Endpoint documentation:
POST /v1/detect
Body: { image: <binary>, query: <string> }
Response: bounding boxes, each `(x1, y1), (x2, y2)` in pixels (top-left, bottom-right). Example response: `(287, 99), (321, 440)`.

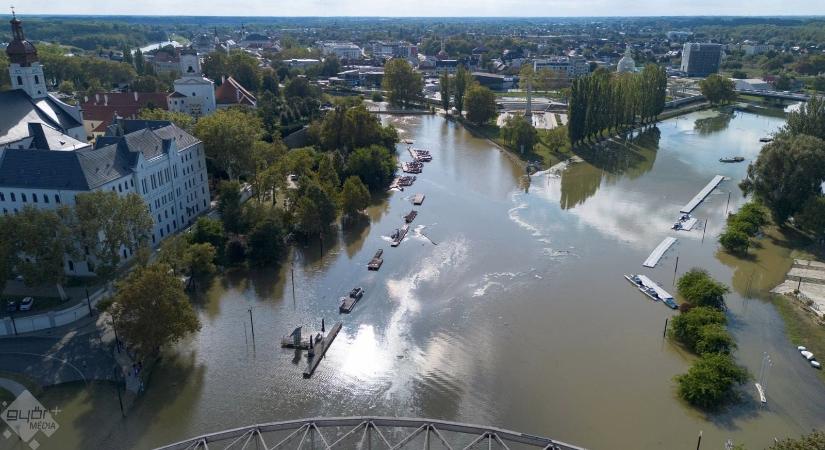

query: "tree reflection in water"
(560, 126), (661, 210)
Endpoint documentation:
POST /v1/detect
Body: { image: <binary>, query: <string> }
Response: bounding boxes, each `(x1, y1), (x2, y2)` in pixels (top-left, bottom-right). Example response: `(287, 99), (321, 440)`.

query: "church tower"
(6, 13), (47, 99)
(179, 46), (201, 77)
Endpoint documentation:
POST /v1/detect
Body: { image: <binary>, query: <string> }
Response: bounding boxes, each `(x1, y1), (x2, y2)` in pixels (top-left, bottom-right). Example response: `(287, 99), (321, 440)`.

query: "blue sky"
(14, 1), (825, 17)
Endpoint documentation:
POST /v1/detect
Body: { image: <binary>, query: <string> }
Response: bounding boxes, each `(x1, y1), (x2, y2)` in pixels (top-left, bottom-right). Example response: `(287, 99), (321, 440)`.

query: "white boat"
(798, 346), (808, 351)
(812, 361), (822, 369)
(801, 350), (815, 361)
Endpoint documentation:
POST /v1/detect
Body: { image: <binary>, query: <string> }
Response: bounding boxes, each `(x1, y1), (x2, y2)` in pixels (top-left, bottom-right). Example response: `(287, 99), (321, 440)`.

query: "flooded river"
(9, 107), (825, 450)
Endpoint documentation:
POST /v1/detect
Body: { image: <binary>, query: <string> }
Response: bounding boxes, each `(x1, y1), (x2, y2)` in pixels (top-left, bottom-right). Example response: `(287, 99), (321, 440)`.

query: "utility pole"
(248, 308), (255, 345)
(113, 366), (125, 417)
(701, 218), (708, 244)
(672, 256), (680, 286)
(696, 431), (702, 450)
(724, 191), (732, 216)
(86, 286), (94, 317)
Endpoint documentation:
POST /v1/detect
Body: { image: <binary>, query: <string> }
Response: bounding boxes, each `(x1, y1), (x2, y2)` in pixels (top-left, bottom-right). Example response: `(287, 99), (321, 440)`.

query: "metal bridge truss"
(155, 417), (585, 450)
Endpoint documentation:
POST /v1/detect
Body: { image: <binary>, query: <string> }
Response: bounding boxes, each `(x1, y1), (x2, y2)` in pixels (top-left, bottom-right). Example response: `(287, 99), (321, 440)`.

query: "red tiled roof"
(215, 76), (257, 106)
(81, 92), (169, 130)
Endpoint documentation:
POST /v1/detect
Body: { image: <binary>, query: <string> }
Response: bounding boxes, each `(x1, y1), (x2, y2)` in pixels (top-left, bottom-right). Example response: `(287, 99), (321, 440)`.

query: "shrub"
(670, 306), (727, 351)
(677, 269), (729, 309)
(719, 228), (750, 253)
(676, 353), (748, 410)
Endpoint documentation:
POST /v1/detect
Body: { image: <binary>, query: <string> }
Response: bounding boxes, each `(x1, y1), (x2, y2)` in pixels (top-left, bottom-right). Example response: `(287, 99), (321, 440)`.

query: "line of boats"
(797, 346), (822, 369)
(402, 161), (424, 174)
(624, 274), (679, 310)
(409, 147), (433, 162)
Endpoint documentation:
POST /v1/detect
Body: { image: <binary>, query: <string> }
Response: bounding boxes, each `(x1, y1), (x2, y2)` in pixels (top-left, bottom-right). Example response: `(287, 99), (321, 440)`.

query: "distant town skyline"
(9, 0), (825, 17)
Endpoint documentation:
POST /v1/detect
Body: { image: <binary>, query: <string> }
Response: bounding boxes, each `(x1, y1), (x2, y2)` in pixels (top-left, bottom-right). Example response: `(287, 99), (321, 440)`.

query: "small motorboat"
(798, 346), (808, 351)
(801, 350), (815, 361)
(812, 361), (822, 369)
(719, 156), (745, 163)
(349, 287), (364, 300)
(759, 137), (773, 143)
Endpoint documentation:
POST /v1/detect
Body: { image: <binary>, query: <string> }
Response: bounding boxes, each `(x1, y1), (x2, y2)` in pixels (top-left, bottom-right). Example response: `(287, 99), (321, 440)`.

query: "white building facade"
(168, 47), (217, 118)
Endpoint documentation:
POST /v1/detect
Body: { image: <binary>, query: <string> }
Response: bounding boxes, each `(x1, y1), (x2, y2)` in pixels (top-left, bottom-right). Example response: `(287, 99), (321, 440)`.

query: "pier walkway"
(680, 175), (724, 214)
(643, 237), (677, 268)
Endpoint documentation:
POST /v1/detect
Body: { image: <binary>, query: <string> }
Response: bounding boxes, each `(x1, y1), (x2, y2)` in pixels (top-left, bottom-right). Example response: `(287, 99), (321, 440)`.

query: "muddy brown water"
(6, 108), (825, 450)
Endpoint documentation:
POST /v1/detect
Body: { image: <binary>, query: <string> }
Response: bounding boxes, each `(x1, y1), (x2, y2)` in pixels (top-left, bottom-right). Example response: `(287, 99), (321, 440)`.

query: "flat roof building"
(680, 43), (722, 77)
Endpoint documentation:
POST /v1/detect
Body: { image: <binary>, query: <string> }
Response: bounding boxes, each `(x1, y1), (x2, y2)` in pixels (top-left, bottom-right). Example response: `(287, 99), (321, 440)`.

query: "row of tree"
(670, 269), (749, 410)
(567, 65), (667, 145)
(719, 202), (768, 254)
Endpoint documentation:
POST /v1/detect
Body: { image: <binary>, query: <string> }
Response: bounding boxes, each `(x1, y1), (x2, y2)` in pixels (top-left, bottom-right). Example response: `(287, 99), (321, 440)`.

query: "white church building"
(168, 47), (217, 118)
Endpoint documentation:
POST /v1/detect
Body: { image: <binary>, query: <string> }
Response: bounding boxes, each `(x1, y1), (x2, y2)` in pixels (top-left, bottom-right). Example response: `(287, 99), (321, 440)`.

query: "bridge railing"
(155, 416), (586, 450)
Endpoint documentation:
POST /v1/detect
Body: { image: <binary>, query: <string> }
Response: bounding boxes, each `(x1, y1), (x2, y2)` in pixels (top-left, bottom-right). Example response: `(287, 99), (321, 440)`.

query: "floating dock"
(339, 296), (358, 313)
(412, 194), (425, 205)
(391, 224), (409, 247)
(404, 210), (418, 223)
(624, 274), (679, 309)
(643, 237), (677, 268)
(303, 322), (342, 378)
(680, 175), (725, 214)
(368, 249), (384, 270)
(755, 382), (767, 404)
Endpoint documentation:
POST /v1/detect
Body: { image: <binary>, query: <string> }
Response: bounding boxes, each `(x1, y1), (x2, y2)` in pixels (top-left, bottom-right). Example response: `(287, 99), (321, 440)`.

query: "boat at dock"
(367, 249), (384, 270)
(404, 210), (418, 223)
(402, 161), (423, 173)
(759, 137), (773, 143)
(398, 175), (416, 187)
(412, 193), (425, 205)
(391, 224), (410, 247)
(624, 274), (679, 309)
(409, 148), (432, 162)
(719, 156), (745, 163)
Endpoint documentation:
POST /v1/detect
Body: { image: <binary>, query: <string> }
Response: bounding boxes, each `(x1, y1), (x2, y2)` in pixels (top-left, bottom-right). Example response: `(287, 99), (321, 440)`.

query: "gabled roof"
(215, 76), (257, 106)
(81, 92), (169, 131)
(0, 90), (83, 145)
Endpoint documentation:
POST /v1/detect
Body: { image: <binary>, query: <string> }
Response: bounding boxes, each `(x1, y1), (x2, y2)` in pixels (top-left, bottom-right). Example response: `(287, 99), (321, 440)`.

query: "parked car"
(19, 297), (33, 311)
(5, 300), (17, 313)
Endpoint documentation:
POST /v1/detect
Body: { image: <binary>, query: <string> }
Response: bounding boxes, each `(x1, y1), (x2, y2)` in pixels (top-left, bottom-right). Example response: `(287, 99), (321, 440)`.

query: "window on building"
(10, 193), (15, 202)
(21, 193), (26, 202)
(54, 194), (60, 203)
(118, 184), (122, 193)
(68, 260), (74, 271)
(32, 193), (37, 203)
(43, 195), (48, 204)
(2, 209), (6, 215)
(123, 249), (127, 259)
(16, 76), (22, 85)
(0, 192), (4, 201)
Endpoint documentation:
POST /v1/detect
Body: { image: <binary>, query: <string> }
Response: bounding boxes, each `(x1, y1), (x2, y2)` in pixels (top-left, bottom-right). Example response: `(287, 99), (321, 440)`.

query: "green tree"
(698, 74), (737, 105)
(157, 234), (190, 275)
(796, 196), (825, 240)
(719, 228), (751, 254)
(131, 75), (160, 92)
(439, 72), (451, 113)
(190, 217), (226, 255)
(247, 212), (287, 266)
(677, 269), (730, 310)
(110, 264), (201, 356)
(454, 65), (471, 115)
(784, 97), (825, 141)
(0, 215), (16, 293)
(318, 154), (340, 189)
(731, 70), (748, 79)
(670, 306), (727, 351)
(58, 80), (75, 95)
(675, 353), (748, 410)
(261, 70), (280, 95)
(769, 430), (825, 450)
(740, 133), (825, 224)
(284, 77), (319, 99)
(500, 114), (537, 153)
(72, 191), (153, 281)
(293, 182), (337, 238)
(139, 108), (195, 132)
(185, 243), (217, 288)
(341, 176), (371, 218)
(382, 58), (423, 107)
(13, 206), (72, 287)
(464, 84), (497, 125)
(194, 108), (262, 179)
(346, 145), (397, 191)
(218, 180), (244, 233)
(695, 324), (736, 355)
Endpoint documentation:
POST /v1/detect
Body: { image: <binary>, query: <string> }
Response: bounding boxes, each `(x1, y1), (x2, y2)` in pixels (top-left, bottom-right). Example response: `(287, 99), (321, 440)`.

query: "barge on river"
(391, 224), (409, 247)
(367, 249), (384, 270)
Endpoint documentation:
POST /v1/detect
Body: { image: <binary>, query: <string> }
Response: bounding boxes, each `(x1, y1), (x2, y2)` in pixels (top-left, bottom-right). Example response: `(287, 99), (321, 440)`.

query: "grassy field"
(772, 294), (825, 382)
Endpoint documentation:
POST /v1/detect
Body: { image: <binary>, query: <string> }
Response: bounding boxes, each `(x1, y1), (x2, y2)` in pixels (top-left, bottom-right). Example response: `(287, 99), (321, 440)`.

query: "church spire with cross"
(6, 9), (47, 98)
